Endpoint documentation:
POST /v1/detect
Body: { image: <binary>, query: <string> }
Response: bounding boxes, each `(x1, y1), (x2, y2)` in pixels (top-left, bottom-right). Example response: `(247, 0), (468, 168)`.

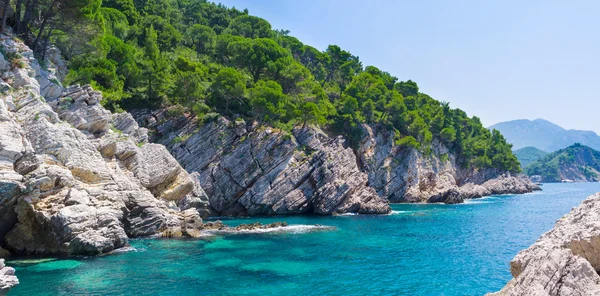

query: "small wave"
(462, 195), (500, 204)
(8, 258), (57, 265)
(338, 213), (358, 216)
(109, 246), (143, 254)
(462, 200), (491, 205)
(385, 210), (415, 216)
(388, 210), (412, 215)
(205, 224), (335, 235)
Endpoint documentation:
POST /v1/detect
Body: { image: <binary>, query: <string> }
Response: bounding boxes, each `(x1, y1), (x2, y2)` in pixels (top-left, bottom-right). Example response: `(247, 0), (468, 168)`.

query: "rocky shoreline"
(0, 34), (540, 292)
(489, 192), (600, 295)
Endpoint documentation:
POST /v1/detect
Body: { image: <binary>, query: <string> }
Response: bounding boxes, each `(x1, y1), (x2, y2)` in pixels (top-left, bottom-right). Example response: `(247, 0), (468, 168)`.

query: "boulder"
(178, 172), (212, 217)
(0, 259), (18, 293)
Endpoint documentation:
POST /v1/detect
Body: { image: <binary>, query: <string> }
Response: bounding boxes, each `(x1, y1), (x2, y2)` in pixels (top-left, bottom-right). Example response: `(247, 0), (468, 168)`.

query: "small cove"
(9, 183), (600, 296)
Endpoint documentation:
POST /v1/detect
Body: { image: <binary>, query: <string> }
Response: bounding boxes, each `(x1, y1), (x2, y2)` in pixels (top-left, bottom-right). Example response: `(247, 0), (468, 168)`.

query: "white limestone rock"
(0, 35), (204, 256)
(489, 193), (600, 295)
(0, 259), (18, 293)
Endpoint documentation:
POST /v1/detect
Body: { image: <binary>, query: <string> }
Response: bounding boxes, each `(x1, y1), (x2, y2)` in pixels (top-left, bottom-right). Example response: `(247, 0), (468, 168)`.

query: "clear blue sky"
(217, 0), (600, 133)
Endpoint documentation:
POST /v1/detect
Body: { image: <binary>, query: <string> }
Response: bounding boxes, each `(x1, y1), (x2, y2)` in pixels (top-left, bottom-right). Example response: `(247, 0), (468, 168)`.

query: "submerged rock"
(489, 192), (600, 295)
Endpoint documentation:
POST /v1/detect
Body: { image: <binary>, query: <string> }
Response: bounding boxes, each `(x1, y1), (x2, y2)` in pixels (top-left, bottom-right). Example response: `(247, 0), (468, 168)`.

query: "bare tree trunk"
(31, 14), (48, 52)
(0, 0), (11, 33)
(40, 26), (52, 62)
(19, 0), (37, 39)
(15, 0), (25, 33)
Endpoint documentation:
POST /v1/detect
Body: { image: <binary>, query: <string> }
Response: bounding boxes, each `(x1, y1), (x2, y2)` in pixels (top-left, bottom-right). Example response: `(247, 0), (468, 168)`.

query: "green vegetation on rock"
(525, 143), (600, 182)
(13, 0), (520, 172)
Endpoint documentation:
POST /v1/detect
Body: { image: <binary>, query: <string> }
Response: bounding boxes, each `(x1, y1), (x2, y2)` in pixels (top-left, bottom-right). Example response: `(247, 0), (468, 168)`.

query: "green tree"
(210, 67), (246, 115)
(228, 38), (290, 82)
(224, 15), (272, 38)
(249, 80), (287, 122)
(300, 45), (328, 82)
(394, 80), (419, 97)
(137, 25), (171, 106)
(102, 0), (138, 24)
(138, 15), (182, 52)
(322, 45), (362, 92)
(440, 127), (457, 144)
(362, 99), (376, 123)
(170, 56), (208, 106)
(215, 34), (244, 64)
(382, 92), (407, 128)
(340, 96), (359, 115)
(300, 102), (326, 128)
(184, 24), (216, 55)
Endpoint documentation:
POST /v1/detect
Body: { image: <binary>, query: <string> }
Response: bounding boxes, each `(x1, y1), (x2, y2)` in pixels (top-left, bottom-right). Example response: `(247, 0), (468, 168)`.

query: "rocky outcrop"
(358, 125), (540, 204)
(0, 259), (18, 294)
(489, 193), (600, 295)
(134, 110), (538, 213)
(134, 111), (391, 216)
(0, 34), (206, 256)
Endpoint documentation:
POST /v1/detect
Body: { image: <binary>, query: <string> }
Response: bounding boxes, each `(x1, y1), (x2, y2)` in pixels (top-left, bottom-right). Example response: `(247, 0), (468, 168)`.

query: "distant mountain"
(514, 147), (548, 168)
(489, 119), (600, 152)
(525, 143), (600, 182)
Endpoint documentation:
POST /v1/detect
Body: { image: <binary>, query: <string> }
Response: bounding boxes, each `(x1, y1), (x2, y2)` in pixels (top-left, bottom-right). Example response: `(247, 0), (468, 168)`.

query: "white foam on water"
(110, 246), (143, 254)
(205, 224), (335, 235)
(462, 199), (490, 205)
(388, 210), (413, 215)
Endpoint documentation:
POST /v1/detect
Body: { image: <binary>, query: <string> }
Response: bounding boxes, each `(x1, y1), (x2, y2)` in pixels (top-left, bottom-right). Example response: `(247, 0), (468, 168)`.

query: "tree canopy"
(2, 0), (520, 173)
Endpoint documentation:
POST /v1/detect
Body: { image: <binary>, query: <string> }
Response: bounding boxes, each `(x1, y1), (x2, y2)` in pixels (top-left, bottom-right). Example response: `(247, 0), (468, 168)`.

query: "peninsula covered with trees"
(5, 0), (520, 173)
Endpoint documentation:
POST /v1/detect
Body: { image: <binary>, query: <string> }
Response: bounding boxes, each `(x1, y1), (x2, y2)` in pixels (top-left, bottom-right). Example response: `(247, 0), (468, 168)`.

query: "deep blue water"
(8, 183), (600, 296)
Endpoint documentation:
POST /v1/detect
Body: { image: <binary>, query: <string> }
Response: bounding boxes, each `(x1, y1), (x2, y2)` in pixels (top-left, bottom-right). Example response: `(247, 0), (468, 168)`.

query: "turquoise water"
(9, 183), (600, 295)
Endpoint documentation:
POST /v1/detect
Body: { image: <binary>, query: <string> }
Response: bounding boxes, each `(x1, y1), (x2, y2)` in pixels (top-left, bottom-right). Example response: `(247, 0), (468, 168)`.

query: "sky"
(216, 0), (600, 133)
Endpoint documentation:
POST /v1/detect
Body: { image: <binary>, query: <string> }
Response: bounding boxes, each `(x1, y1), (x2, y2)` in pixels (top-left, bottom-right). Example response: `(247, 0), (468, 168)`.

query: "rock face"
(489, 193), (600, 295)
(0, 34), (205, 256)
(0, 259), (18, 293)
(358, 125), (540, 204)
(134, 111), (391, 216)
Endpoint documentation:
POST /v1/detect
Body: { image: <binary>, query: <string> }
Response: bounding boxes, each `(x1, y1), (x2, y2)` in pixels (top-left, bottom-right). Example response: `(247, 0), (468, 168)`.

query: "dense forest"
(1, 0), (520, 172)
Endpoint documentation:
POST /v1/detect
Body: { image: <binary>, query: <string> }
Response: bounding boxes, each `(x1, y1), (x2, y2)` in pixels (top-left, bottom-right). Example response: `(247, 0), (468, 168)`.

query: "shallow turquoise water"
(9, 183), (600, 295)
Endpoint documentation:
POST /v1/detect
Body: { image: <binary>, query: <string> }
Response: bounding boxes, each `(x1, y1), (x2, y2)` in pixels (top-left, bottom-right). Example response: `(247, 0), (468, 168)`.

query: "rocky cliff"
(490, 192), (600, 295)
(0, 34), (208, 257)
(358, 125), (540, 204)
(134, 109), (391, 216)
(134, 110), (538, 215)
